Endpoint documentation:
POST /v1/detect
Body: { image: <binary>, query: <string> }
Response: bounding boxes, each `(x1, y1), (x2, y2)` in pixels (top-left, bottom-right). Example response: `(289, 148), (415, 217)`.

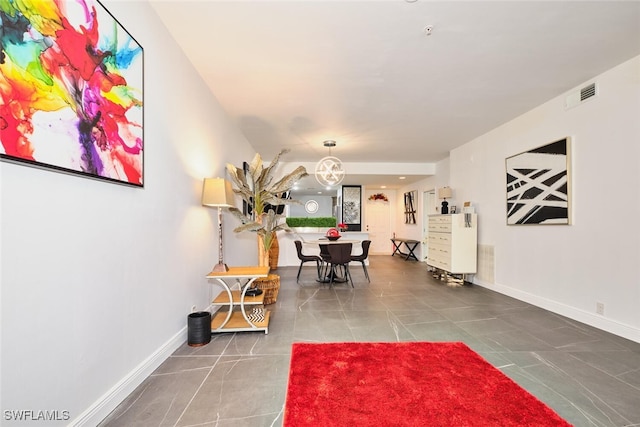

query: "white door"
(422, 190), (436, 262)
(365, 201), (391, 255)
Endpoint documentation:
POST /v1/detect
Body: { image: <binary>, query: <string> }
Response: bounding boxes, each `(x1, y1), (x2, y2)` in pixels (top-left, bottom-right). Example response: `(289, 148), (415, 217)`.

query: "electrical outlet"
(191, 305), (197, 313)
(596, 302), (604, 315)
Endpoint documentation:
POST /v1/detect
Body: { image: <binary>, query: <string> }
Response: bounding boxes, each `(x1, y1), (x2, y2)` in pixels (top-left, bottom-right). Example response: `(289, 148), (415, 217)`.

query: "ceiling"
(150, 1), (640, 193)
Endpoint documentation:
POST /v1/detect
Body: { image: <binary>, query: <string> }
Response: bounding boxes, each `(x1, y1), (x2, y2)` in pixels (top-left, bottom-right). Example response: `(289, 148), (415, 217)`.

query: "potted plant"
(226, 149), (308, 267)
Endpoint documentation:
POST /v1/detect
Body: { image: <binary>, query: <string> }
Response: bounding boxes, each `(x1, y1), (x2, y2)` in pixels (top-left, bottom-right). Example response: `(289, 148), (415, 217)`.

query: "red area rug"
(284, 342), (571, 426)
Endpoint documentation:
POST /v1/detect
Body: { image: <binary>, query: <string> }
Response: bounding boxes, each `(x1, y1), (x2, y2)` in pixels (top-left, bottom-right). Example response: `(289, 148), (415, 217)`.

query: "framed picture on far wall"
(341, 185), (362, 231)
(506, 137), (571, 225)
(404, 190), (417, 224)
(0, 0), (144, 187)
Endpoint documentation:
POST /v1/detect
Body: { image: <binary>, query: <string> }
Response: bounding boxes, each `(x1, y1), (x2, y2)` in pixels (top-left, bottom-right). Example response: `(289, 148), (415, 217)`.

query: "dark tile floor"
(100, 256), (640, 427)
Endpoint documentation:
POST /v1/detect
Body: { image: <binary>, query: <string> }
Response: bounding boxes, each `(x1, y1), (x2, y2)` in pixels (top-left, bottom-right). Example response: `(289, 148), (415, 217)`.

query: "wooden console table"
(206, 266), (270, 334)
(391, 238), (420, 261)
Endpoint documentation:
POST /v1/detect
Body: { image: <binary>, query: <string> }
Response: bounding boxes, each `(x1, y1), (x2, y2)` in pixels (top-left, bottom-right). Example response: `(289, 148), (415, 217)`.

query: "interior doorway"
(365, 200), (391, 255)
(422, 190), (436, 262)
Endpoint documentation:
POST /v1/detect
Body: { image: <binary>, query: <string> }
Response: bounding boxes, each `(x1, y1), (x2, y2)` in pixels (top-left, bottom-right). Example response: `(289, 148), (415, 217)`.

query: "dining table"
(304, 239), (361, 283)
(305, 238), (361, 245)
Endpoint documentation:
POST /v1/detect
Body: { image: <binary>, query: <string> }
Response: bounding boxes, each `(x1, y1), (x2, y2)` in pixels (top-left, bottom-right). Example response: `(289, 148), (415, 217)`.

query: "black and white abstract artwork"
(342, 185), (362, 231)
(404, 190), (417, 224)
(506, 138), (571, 225)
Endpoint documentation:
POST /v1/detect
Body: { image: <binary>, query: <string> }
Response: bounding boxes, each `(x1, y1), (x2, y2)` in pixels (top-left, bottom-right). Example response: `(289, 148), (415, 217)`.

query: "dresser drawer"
(430, 215), (452, 224)
(429, 222), (452, 233)
(427, 256), (450, 270)
(429, 245), (451, 259)
(429, 232), (451, 246)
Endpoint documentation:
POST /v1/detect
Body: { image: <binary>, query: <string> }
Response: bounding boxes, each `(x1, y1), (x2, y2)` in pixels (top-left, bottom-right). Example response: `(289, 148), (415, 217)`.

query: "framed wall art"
(0, 0), (144, 186)
(341, 185), (362, 231)
(506, 137), (571, 225)
(404, 190), (417, 224)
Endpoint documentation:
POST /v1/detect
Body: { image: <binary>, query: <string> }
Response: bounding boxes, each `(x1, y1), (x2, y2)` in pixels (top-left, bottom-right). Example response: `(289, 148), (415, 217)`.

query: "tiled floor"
(100, 255), (640, 427)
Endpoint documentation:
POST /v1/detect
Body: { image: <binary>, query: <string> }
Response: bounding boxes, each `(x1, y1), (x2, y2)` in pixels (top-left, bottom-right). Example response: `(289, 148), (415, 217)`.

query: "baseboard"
(70, 326), (187, 426)
(473, 278), (640, 344)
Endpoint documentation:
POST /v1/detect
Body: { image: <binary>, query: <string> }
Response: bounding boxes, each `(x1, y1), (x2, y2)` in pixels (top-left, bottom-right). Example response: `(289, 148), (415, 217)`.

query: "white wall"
(0, 2), (257, 425)
(390, 158), (448, 261)
(386, 57), (640, 344)
(450, 56), (640, 342)
(289, 195), (334, 217)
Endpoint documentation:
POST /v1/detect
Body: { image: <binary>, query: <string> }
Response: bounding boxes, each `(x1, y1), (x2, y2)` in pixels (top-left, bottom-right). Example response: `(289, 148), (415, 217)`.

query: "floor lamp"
(202, 178), (235, 272)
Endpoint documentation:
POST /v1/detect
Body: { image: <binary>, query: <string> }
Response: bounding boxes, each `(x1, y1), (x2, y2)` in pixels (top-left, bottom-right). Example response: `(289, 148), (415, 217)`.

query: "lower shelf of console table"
(207, 266), (271, 334)
(210, 309), (271, 332)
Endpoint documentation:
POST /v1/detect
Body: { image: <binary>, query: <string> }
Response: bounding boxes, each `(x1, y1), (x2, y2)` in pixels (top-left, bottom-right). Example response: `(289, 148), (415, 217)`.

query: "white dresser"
(427, 214), (478, 275)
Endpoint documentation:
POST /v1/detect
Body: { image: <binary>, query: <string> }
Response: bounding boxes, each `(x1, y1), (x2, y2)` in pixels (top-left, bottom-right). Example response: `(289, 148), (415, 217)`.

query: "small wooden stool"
(254, 274), (280, 305)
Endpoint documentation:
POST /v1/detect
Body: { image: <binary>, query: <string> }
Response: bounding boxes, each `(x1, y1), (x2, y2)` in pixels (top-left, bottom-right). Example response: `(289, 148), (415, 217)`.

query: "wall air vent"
(580, 83), (596, 101)
(565, 82), (598, 110)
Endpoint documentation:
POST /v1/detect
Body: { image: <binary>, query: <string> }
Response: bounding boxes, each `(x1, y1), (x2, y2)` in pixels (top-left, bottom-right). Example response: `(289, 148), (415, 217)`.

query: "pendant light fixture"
(315, 140), (345, 187)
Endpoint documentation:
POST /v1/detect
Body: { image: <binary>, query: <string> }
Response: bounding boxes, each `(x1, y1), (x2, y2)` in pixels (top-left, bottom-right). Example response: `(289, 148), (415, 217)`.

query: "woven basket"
(269, 234), (279, 270)
(255, 274), (280, 305)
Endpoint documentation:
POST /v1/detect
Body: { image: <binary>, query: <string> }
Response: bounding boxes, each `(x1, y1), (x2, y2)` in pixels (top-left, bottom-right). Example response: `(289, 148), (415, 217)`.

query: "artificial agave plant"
(226, 149), (308, 256)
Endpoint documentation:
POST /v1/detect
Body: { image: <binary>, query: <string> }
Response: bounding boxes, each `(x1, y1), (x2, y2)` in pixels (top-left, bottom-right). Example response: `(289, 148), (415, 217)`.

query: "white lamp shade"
(202, 178), (235, 207)
(438, 187), (453, 199)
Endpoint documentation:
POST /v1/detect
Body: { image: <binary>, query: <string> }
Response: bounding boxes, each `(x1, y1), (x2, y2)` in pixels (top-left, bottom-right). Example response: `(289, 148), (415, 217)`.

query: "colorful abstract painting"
(0, 0), (143, 186)
(506, 138), (571, 225)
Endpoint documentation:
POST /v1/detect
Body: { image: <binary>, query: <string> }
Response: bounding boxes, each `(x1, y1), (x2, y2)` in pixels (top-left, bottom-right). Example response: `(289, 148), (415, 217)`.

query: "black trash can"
(187, 311), (211, 347)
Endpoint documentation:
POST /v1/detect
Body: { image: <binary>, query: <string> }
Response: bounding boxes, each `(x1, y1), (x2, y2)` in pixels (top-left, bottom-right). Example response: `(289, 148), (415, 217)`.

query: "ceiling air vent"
(565, 82), (598, 110)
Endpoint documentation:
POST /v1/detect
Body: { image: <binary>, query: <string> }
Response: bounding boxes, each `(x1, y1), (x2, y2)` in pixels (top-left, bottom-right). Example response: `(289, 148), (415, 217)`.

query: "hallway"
(101, 256), (640, 426)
